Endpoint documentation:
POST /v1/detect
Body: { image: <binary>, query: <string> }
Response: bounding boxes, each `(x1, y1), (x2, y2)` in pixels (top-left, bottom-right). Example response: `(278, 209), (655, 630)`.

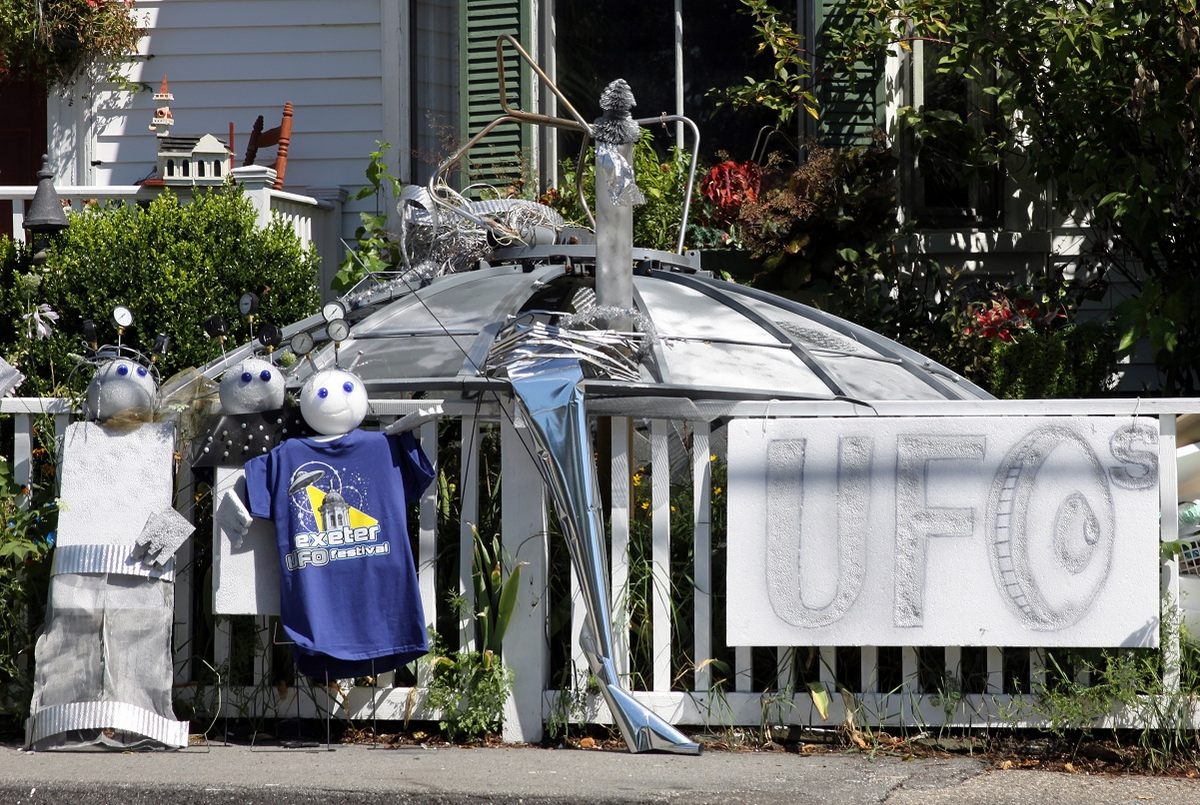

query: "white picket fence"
(4, 396), (1200, 742)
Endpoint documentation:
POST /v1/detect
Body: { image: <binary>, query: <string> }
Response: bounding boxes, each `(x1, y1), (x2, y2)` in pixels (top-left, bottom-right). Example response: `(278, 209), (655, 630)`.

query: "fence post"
(307, 187), (347, 301)
(1161, 414), (1181, 692)
(500, 409), (549, 743)
(230, 165), (277, 230)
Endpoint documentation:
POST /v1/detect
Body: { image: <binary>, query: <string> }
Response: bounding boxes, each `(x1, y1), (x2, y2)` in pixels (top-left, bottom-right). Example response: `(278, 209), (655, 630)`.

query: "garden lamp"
(24, 155), (69, 264)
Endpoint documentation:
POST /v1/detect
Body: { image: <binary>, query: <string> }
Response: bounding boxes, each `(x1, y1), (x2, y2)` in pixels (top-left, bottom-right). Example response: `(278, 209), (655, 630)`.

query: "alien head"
(299, 368), (368, 435)
(85, 359), (157, 422)
(219, 357), (286, 414)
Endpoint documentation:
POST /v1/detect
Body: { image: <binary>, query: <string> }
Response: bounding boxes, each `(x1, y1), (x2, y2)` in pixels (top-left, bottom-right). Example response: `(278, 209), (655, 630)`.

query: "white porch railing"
(0, 180), (341, 295)
(4, 395), (1200, 741)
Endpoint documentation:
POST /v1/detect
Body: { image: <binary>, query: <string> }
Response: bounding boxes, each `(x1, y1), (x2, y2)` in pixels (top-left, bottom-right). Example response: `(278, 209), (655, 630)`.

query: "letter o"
(986, 426), (1114, 630)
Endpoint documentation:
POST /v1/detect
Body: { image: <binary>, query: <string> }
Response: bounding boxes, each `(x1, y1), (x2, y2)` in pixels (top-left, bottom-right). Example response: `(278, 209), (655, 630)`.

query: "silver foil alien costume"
(26, 357), (193, 749)
(491, 322), (700, 755)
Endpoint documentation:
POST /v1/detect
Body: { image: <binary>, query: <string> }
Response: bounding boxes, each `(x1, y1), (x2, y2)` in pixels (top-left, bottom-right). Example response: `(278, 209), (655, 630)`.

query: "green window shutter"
(814, 0), (882, 148)
(459, 0), (532, 192)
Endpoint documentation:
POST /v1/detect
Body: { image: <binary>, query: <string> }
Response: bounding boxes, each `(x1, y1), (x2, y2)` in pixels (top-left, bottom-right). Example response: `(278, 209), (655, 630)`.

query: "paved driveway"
(1, 743), (1196, 804)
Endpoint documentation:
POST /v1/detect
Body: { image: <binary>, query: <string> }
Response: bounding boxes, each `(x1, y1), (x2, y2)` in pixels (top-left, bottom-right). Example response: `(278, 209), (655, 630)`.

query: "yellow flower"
(713, 487), (722, 496)
(709, 453), (717, 462)
(670, 505), (677, 513)
(640, 501), (650, 510)
(632, 473), (642, 486)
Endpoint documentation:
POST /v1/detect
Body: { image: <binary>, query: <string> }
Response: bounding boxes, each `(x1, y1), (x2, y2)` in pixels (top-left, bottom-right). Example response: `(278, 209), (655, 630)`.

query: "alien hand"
(136, 507), (196, 566)
(216, 488), (254, 548)
(384, 403), (444, 435)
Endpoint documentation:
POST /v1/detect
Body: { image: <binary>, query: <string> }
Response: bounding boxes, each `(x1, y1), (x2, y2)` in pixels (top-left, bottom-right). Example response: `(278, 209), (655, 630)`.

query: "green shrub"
(544, 134), (697, 253)
(0, 447), (56, 722)
(1, 186), (319, 396)
(984, 324), (1117, 399)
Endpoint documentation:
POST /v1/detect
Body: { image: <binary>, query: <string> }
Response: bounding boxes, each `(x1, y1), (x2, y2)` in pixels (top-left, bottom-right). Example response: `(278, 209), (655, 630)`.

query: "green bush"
(544, 135), (696, 253)
(1, 186), (319, 396)
(0, 442), (56, 722)
(984, 324), (1117, 400)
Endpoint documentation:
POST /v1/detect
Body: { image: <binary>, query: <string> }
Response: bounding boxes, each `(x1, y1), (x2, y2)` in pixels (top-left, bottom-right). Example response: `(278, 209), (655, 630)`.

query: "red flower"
(701, 160), (762, 220)
(966, 295), (1038, 342)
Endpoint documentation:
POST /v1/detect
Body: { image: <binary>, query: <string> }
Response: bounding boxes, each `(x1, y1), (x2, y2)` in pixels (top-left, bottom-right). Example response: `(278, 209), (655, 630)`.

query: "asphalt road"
(1, 742), (1197, 804)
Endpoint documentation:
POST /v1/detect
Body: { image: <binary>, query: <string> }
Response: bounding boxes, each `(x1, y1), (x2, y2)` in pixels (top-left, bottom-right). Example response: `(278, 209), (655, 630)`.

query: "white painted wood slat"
(651, 419), (672, 692)
(609, 416), (632, 680)
(692, 422), (712, 692)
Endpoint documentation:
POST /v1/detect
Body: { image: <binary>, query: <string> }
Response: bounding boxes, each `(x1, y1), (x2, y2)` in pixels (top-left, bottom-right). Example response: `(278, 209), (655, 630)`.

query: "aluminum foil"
(501, 345), (699, 754)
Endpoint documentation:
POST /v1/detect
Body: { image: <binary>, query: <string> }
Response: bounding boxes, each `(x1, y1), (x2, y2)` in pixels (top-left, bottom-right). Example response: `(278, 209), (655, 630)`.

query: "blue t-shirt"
(244, 429), (434, 676)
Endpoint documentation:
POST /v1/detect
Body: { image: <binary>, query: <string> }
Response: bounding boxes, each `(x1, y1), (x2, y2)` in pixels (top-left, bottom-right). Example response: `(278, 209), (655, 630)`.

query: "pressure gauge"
(322, 301), (347, 322)
(204, 314), (227, 338)
(112, 305), (133, 328)
(326, 318), (350, 343)
(152, 333), (170, 357)
(289, 331), (315, 356)
(258, 322), (282, 349)
(239, 292), (259, 317)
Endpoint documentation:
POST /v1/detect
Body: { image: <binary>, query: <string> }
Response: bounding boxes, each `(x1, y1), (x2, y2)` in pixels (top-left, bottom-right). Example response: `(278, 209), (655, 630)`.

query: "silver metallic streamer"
(500, 347), (700, 755)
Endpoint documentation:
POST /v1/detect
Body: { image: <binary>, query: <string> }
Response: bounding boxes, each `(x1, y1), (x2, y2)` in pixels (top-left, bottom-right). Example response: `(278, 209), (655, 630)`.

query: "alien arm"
(215, 487), (255, 548)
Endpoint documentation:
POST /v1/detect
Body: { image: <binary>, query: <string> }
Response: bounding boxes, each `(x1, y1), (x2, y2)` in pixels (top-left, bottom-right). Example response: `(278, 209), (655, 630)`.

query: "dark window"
(554, 0), (777, 166)
(909, 40), (1001, 226)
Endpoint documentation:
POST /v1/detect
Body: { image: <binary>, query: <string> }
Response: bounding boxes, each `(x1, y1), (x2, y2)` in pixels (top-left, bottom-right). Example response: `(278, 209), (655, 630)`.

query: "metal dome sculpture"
(204, 37), (992, 756)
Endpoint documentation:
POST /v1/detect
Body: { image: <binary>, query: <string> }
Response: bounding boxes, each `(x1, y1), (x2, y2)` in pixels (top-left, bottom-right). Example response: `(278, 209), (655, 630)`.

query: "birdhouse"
(158, 133), (231, 186)
(149, 75), (175, 138)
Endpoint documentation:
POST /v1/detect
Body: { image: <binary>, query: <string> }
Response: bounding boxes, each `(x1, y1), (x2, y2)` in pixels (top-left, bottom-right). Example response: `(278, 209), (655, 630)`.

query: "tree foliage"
(0, 0), (143, 89)
(825, 0), (1200, 391)
(715, 0), (819, 126)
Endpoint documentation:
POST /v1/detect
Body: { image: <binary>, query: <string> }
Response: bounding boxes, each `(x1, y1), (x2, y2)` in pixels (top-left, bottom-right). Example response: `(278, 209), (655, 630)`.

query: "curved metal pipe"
(634, 114), (700, 254)
(495, 34), (591, 133)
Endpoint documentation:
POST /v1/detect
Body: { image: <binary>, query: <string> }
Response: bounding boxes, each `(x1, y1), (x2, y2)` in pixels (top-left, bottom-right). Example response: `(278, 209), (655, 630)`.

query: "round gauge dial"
(290, 332), (315, 356)
(239, 292), (260, 317)
(112, 305), (133, 327)
(326, 319), (350, 342)
(322, 301), (347, 322)
(257, 322), (282, 348)
(204, 314), (227, 338)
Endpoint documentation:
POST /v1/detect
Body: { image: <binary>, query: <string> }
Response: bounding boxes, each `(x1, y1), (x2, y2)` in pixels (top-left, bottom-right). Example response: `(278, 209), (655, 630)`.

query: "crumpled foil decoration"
(345, 186), (566, 310)
(596, 143), (646, 208)
(593, 79), (641, 145)
(593, 79), (645, 208)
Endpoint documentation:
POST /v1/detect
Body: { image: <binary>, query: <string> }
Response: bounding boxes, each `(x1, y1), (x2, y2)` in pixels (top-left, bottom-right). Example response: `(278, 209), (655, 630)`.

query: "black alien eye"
(343, 381), (354, 393)
(136, 366), (148, 377)
(260, 369), (272, 382)
(116, 364), (129, 376)
(241, 372), (252, 383)
(317, 387), (329, 399)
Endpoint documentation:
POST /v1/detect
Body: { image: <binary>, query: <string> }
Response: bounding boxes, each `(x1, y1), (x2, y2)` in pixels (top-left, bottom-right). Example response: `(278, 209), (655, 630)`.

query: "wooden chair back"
(243, 102), (293, 189)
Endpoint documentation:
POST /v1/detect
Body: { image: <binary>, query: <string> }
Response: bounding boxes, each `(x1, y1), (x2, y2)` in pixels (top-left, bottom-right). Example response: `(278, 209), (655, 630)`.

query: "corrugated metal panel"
(458, 0), (530, 192)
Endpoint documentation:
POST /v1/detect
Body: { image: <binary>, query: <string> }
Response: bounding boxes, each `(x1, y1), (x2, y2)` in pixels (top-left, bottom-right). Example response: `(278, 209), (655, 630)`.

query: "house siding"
(80, 0), (386, 194)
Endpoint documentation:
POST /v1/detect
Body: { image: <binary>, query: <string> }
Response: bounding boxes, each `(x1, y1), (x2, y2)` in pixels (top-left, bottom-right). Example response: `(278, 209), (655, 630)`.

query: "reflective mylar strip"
(26, 700), (189, 748)
(51, 544), (175, 582)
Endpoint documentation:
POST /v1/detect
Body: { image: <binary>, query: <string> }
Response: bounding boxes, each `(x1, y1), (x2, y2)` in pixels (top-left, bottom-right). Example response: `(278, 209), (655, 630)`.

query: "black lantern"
(24, 155), (69, 264)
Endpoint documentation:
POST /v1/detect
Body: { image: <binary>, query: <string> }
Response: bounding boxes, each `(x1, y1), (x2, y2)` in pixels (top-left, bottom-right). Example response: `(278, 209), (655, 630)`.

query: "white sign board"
(727, 416), (1161, 648)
